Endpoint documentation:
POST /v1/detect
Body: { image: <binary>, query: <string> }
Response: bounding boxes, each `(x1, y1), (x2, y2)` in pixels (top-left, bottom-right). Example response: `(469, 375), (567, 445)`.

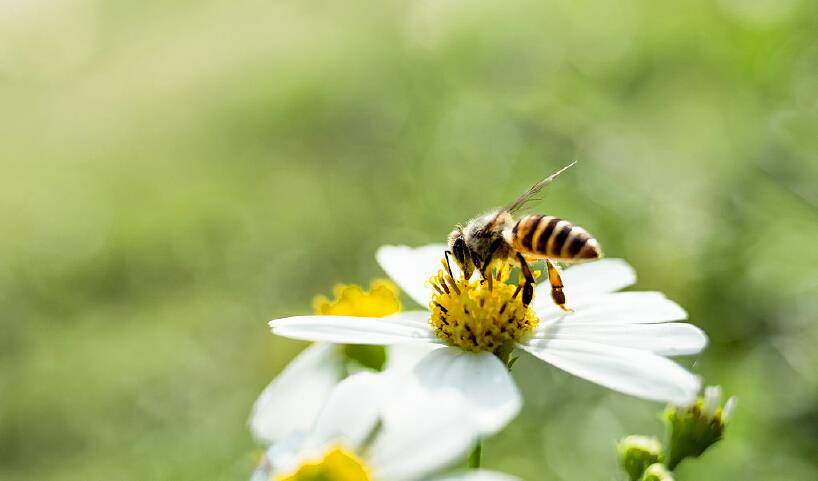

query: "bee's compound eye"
(452, 236), (468, 265)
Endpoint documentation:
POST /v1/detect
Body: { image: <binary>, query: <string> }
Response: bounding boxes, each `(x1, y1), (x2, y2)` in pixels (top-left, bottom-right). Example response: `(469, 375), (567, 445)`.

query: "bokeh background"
(1, 0), (817, 480)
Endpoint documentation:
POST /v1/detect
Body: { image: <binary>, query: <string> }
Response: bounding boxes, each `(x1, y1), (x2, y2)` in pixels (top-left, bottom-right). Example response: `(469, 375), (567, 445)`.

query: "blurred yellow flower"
(313, 280), (401, 317)
(276, 444), (371, 481)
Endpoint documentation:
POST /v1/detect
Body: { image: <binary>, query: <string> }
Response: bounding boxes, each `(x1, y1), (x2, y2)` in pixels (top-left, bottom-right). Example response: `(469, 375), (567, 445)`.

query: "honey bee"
(447, 162), (602, 311)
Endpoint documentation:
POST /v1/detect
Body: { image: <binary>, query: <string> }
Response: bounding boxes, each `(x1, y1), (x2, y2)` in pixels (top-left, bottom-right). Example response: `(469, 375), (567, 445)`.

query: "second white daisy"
(252, 369), (522, 481)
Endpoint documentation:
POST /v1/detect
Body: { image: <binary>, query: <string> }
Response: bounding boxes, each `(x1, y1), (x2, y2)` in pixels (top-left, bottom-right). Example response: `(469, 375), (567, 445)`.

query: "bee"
(446, 162), (602, 311)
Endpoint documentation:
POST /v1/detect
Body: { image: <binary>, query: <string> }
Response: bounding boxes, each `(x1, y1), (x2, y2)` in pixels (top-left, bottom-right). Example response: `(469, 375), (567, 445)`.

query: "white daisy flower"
(252, 370), (521, 481)
(251, 280), (437, 444)
(270, 245), (707, 425)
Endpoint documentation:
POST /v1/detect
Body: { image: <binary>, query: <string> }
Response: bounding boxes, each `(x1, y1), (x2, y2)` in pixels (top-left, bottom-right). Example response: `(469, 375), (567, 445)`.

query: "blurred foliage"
(1, 0), (817, 480)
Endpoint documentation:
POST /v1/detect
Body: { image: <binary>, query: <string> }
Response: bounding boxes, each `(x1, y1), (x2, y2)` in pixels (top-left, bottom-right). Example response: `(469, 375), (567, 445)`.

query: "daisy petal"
(425, 470), (523, 481)
(368, 404), (476, 481)
(376, 244), (456, 308)
(306, 372), (394, 450)
(536, 292), (687, 326)
(381, 310), (432, 326)
(249, 465), (269, 481)
(249, 343), (343, 444)
(527, 322), (708, 356)
(521, 339), (701, 405)
(269, 313), (439, 345)
(384, 343), (444, 372)
(406, 347), (521, 435)
(562, 258), (636, 294)
(723, 396), (737, 422)
(533, 258), (635, 312)
(355, 365), (486, 481)
(257, 430), (308, 479)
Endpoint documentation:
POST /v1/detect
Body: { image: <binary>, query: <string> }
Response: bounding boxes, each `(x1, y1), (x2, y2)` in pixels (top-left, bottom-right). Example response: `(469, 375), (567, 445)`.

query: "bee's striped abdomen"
(512, 214), (602, 261)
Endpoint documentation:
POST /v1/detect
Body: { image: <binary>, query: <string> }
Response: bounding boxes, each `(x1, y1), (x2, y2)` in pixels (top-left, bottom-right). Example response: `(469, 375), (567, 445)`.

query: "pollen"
(276, 444), (372, 481)
(428, 260), (539, 353)
(313, 279), (401, 317)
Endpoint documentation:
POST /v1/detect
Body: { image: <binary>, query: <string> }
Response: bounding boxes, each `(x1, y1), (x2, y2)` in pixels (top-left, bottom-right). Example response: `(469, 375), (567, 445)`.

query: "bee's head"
(447, 228), (475, 280)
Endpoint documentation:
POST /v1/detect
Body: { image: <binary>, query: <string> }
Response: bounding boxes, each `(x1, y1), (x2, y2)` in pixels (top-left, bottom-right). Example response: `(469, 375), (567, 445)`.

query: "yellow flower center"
(275, 445), (372, 481)
(313, 280), (401, 317)
(428, 260), (539, 353)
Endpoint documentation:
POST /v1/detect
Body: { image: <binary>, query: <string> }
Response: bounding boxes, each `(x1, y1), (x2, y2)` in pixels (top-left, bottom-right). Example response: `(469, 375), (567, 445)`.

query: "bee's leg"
(478, 239), (504, 285)
(545, 258), (570, 312)
(515, 252), (535, 307)
(480, 239), (502, 275)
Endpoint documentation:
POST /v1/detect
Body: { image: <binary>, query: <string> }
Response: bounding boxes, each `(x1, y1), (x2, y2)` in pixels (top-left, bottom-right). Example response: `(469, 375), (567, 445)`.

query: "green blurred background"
(1, 0), (816, 480)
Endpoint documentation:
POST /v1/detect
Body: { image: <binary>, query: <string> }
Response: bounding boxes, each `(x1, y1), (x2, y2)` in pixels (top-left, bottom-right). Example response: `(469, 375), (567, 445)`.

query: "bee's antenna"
(444, 250), (455, 278)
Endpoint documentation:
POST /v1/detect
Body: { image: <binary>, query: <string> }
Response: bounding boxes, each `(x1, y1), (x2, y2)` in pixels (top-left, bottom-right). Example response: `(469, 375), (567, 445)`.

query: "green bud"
(665, 386), (736, 469)
(641, 463), (674, 481)
(617, 435), (664, 481)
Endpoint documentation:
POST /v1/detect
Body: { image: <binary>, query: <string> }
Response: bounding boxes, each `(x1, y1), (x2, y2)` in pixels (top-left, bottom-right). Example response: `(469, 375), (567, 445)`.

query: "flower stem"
(467, 440), (482, 469)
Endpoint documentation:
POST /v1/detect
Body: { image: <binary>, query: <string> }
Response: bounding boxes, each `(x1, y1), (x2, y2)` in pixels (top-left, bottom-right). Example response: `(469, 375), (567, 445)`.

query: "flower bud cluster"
(617, 435), (664, 481)
(617, 386), (735, 480)
(664, 386), (736, 469)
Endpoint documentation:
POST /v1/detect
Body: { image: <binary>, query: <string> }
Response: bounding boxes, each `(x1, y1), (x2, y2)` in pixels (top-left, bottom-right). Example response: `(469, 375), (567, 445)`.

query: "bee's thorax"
(462, 211), (515, 267)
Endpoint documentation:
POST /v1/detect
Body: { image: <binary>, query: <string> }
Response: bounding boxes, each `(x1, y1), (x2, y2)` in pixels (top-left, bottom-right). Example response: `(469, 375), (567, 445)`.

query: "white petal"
(270, 313), (439, 345)
(368, 403), (476, 481)
(384, 342), (444, 372)
(425, 470), (523, 481)
(249, 343), (343, 444)
(532, 258), (635, 312)
(722, 396), (737, 422)
(527, 322), (707, 356)
(561, 258), (636, 295)
(249, 466), (269, 481)
(521, 339), (701, 405)
(405, 347), (521, 435)
(305, 372), (393, 451)
(249, 456), (272, 481)
(382, 310), (433, 326)
(376, 244), (456, 308)
(536, 292), (687, 326)
(702, 386), (722, 417)
(367, 362), (483, 481)
(355, 350), (520, 481)
(260, 431), (309, 478)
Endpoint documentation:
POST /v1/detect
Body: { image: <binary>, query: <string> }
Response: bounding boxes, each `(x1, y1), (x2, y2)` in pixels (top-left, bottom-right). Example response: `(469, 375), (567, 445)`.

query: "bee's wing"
(501, 161), (576, 215)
